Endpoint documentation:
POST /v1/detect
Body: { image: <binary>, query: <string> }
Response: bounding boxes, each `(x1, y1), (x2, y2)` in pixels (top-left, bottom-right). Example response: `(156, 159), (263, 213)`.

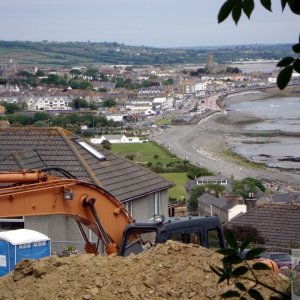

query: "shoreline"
(153, 86), (300, 191)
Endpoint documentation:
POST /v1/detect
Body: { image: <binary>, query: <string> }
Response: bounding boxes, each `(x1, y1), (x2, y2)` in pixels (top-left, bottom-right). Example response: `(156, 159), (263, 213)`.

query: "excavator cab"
(120, 215), (225, 256)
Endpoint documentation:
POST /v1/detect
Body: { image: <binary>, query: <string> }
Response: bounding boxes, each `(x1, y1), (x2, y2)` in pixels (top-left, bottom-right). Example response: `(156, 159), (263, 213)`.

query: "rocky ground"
(0, 241), (290, 300)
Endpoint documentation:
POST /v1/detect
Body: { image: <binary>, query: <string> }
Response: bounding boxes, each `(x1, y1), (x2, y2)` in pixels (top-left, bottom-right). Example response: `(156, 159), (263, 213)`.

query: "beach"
(152, 88), (300, 191)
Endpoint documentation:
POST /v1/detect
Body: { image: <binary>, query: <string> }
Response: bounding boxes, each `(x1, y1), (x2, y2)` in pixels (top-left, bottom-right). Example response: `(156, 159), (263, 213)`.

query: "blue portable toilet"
(0, 229), (51, 276)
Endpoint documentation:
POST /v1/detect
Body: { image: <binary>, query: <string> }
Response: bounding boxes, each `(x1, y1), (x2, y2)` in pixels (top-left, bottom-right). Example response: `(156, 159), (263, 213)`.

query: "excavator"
(0, 168), (225, 256)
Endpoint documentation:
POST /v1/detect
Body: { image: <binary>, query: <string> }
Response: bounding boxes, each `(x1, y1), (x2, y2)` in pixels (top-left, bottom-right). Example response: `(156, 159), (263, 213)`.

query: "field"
(0, 47), (94, 66)
(111, 142), (188, 199)
(155, 117), (172, 126)
(111, 141), (178, 164)
(160, 172), (188, 200)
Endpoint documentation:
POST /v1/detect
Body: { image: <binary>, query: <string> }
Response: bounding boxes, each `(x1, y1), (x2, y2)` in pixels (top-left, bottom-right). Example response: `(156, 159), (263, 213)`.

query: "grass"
(111, 141), (178, 164)
(160, 173), (188, 200)
(219, 149), (266, 170)
(111, 142), (188, 199)
(0, 47), (94, 66)
(241, 141), (275, 144)
(155, 117), (172, 126)
(243, 131), (281, 138)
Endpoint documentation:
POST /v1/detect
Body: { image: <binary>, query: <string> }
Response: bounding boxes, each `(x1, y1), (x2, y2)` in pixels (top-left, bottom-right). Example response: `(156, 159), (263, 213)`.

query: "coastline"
(153, 86), (300, 191)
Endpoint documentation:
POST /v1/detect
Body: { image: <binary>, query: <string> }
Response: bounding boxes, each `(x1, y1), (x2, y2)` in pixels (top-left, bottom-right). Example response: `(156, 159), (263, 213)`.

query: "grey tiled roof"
(271, 193), (300, 204)
(212, 197), (240, 211)
(198, 193), (241, 211)
(227, 203), (300, 247)
(0, 127), (174, 202)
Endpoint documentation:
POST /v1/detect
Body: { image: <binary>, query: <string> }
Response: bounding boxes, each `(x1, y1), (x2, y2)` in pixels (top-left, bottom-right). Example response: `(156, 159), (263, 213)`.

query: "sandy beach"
(153, 89), (300, 191)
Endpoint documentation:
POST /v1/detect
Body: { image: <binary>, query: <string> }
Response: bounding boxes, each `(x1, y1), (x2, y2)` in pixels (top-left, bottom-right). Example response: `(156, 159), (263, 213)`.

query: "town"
(0, 0), (299, 297)
(0, 45), (299, 298)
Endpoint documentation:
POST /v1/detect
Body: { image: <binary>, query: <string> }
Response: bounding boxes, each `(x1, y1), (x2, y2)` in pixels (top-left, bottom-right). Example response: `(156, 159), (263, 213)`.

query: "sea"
(232, 62), (277, 73)
(226, 96), (300, 170)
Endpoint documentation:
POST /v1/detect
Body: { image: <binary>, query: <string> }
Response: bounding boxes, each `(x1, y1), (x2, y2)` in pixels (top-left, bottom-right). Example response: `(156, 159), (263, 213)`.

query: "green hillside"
(0, 40), (294, 67)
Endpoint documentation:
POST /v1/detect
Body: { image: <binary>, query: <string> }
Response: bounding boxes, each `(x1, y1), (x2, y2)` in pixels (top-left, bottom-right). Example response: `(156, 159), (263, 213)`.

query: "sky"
(1, 0), (299, 48)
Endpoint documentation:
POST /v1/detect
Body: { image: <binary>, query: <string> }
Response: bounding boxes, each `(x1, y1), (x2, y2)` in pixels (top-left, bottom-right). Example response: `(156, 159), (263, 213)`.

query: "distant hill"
(0, 40), (293, 67)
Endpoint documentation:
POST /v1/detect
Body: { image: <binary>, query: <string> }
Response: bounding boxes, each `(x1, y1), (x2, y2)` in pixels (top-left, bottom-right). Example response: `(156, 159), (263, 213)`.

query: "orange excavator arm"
(0, 170), (133, 255)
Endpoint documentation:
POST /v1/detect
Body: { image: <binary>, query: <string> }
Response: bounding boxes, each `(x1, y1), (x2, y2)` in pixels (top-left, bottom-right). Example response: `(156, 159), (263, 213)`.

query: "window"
(122, 228), (157, 256)
(147, 192), (161, 219)
(207, 229), (222, 249)
(167, 232), (202, 246)
(125, 201), (133, 216)
(0, 217), (24, 231)
(18, 243), (31, 249)
(33, 241), (47, 247)
(74, 139), (106, 161)
(154, 192), (161, 215)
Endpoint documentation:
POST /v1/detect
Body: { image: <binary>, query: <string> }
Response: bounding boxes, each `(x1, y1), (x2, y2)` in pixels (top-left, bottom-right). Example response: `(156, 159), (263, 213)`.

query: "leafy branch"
(218, 0), (300, 89)
(210, 230), (290, 299)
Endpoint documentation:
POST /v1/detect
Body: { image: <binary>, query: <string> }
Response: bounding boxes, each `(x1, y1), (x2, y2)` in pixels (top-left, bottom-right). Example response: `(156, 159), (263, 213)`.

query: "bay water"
(226, 96), (300, 169)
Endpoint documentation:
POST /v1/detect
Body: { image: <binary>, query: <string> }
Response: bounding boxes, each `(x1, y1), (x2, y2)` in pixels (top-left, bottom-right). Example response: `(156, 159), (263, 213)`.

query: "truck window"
(207, 229), (222, 249)
(190, 232), (201, 245)
(167, 232), (202, 246)
(122, 229), (157, 257)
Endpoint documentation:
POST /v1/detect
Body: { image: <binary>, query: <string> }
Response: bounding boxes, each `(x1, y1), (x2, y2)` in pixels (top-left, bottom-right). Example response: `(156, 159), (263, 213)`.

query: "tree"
(35, 69), (45, 77)
(6, 114), (32, 125)
(232, 177), (264, 199)
(33, 112), (51, 123)
(102, 99), (116, 108)
(68, 113), (82, 125)
(218, 0), (300, 89)
(33, 120), (48, 127)
(226, 66), (241, 74)
(68, 79), (93, 90)
(153, 154), (159, 162)
(190, 68), (209, 76)
(183, 159), (189, 171)
(41, 74), (67, 86)
(125, 153), (136, 160)
(101, 140), (112, 151)
(3, 103), (20, 114)
(71, 98), (89, 110)
(85, 68), (98, 79)
(70, 69), (81, 78)
(17, 70), (33, 78)
(186, 166), (213, 179)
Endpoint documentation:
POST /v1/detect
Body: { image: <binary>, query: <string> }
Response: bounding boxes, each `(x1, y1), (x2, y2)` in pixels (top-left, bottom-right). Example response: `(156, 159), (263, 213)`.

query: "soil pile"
(0, 241), (289, 300)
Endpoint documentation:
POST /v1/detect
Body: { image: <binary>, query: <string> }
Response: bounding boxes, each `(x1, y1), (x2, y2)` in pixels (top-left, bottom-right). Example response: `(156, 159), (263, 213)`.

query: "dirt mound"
(0, 241), (289, 300)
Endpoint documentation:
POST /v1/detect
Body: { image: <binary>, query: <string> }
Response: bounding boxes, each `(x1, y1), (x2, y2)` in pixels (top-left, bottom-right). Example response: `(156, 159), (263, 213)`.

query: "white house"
(106, 115), (125, 122)
(25, 96), (71, 111)
(153, 96), (174, 110)
(196, 176), (229, 186)
(194, 81), (207, 92)
(125, 98), (153, 114)
(0, 97), (18, 104)
(91, 135), (147, 144)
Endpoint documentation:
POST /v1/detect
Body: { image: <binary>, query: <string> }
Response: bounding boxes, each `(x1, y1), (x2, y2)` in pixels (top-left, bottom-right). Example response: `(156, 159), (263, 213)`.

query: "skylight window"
(74, 139), (106, 161)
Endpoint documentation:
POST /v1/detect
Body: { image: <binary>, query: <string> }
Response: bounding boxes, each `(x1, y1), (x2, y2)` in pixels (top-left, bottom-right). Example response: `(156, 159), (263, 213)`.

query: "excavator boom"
(0, 170), (132, 254)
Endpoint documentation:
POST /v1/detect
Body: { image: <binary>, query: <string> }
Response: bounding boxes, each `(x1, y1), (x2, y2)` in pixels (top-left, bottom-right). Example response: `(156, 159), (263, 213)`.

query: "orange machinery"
(0, 169), (132, 255)
(0, 169), (227, 257)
